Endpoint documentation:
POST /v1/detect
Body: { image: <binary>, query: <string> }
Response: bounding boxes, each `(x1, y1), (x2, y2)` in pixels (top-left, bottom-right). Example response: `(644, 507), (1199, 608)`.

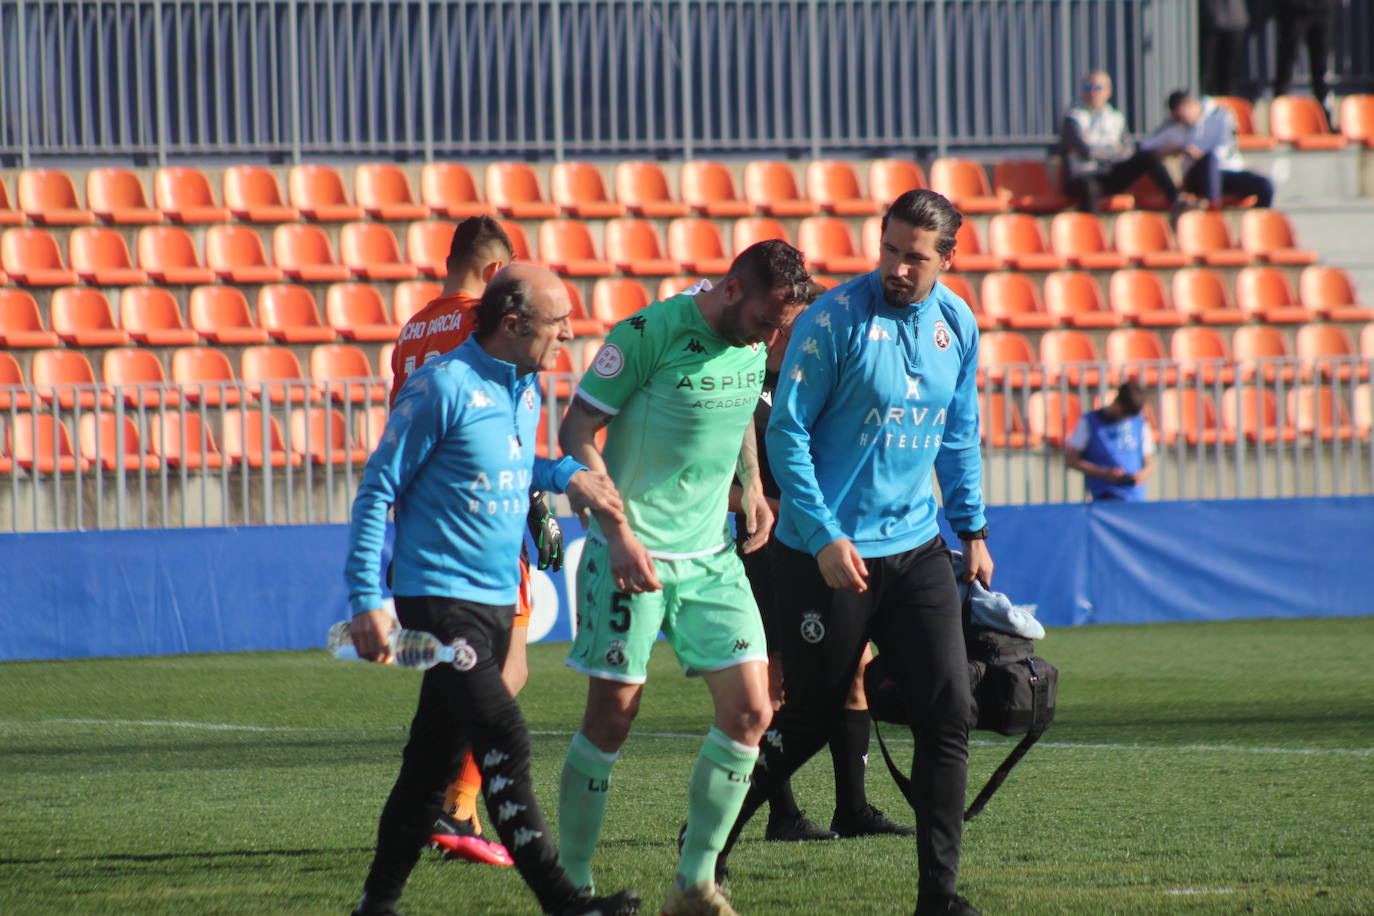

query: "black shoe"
(557, 888), (641, 916)
(830, 804), (919, 838)
(765, 810), (839, 842)
(914, 893), (981, 916)
(351, 893), (400, 916)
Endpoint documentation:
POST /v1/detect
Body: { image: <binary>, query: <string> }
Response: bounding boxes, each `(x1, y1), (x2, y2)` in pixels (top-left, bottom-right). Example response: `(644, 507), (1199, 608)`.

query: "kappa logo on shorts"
(733, 639), (751, 652)
(592, 344), (624, 377)
(933, 319), (952, 350)
(604, 639), (627, 668)
(451, 638), (479, 671)
(800, 611), (825, 644)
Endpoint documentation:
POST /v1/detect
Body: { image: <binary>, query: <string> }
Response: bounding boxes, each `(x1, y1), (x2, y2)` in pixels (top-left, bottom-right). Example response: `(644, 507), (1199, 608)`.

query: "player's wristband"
(956, 525), (989, 541)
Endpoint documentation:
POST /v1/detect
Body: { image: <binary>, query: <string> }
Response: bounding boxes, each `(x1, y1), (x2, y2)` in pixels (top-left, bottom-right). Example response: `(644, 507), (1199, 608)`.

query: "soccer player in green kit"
(557, 241), (819, 916)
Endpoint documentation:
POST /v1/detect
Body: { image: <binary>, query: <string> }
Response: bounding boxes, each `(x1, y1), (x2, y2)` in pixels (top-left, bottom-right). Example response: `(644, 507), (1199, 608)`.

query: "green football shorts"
(566, 537), (768, 684)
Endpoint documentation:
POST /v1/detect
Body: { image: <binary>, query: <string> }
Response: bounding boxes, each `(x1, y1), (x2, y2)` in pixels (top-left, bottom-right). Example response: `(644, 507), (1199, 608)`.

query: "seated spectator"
(1141, 90), (1274, 209)
(1065, 381), (1156, 502)
(1058, 70), (1187, 215)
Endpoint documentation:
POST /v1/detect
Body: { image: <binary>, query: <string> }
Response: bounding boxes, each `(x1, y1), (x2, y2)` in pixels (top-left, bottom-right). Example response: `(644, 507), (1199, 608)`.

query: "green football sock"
(677, 727), (759, 886)
(557, 732), (618, 892)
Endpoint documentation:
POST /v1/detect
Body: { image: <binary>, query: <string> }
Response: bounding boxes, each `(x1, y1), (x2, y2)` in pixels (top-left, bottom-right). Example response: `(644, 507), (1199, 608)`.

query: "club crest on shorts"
(592, 343), (624, 377)
(604, 639), (627, 668)
(933, 319), (952, 350)
(451, 638), (479, 671)
(800, 611), (825, 644)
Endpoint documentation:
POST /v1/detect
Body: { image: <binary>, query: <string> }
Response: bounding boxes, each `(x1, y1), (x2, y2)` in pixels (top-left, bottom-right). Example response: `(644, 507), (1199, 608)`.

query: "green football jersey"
(577, 294), (766, 557)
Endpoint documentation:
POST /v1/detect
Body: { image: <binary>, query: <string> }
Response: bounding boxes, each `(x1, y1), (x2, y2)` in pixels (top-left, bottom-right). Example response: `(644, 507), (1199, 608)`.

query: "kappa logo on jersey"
(815, 311), (833, 329)
(906, 376), (923, 399)
(508, 435), (522, 460)
(592, 343), (624, 377)
(469, 388), (494, 408)
(496, 800), (527, 823)
(800, 611), (825, 644)
(452, 638), (479, 671)
(604, 640), (627, 668)
(486, 774), (513, 794)
(835, 292), (851, 308)
(868, 324), (892, 342)
(628, 315), (647, 333)
(790, 366), (807, 384)
(933, 319), (952, 350)
(764, 728), (784, 753)
(483, 749), (509, 768)
(801, 337), (820, 357)
(512, 827), (544, 849)
(683, 337), (707, 354)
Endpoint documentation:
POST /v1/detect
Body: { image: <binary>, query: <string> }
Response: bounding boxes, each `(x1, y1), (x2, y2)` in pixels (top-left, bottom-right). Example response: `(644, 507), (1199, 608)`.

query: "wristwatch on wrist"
(957, 525), (989, 541)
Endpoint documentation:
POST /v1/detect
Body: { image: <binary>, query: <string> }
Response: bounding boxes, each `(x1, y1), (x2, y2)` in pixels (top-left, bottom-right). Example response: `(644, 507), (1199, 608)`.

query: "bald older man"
(345, 264), (641, 916)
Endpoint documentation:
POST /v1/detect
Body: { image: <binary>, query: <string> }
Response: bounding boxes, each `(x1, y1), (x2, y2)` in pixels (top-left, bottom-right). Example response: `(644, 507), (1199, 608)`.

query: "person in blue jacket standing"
(715, 189), (994, 916)
(344, 263), (640, 916)
(1065, 380), (1156, 502)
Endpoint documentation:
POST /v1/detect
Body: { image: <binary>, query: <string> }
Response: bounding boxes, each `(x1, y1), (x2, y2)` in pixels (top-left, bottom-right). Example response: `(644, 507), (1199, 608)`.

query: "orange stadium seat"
(1026, 390), (1083, 446)
(605, 218), (679, 276)
(31, 349), (112, 409)
(0, 289), (59, 347)
(987, 213), (1067, 271)
(797, 218), (869, 275)
(324, 283), (399, 341)
(171, 345), (244, 406)
(150, 412), (225, 470)
(0, 177), (24, 225)
(120, 286), (200, 346)
(929, 158), (1007, 213)
(1049, 212), (1127, 270)
(1355, 383), (1373, 436)
(420, 163), (492, 218)
(205, 224), (284, 284)
(1172, 268), (1245, 325)
(355, 404), (390, 451)
(807, 160), (879, 216)
(1105, 328), (1175, 386)
(551, 162), (626, 219)
(69, 227), (148, 285)
(291, 407), (369, 465)
(500, 220), (535, 262)
(868, 159), (927, 207)
(86, 168), (162, 224)
(743, 161), (818, 217)
(1288, 385), (1354, 440)
(615, 162), (689, 218)
(10, 414), (88, 474)
(1113, 211), (1189, 269)
(860, 217), (882, 262)
(680, 161), (752, 217)
(223, 165), (300, 223)
(1211, 96), (1276, 151)
(50, 287), (131, 347)
(560, 280), (605, 338)
(992, 160), (1073, 214)
(258, 284), (338, 343)
(18, 168), (95, 225)
(591, 278), (651, 329)
(1232, 324), (1296, 383)
(137, 226), (215, 285)
(273, 224), (351, 282)
(1339, 95), (1374, 147)
(1296, 323), (1361, 382)
(288, 165), (365, 222)
(153, 167), (230, 223)
(657, 277), (705, 301)
(1038, 329), (1102, 387)
(1270, 95), (1347, 150)
(1043, 271), (1120, 328)
(340, 222), (419, 280)
(539, 219), (613, 276)
(79, 413), (160, 472)
(667, 218), (732, 275)
(189, 286), (271, 345)
(0, 351), (33, 410)
(1107, 269), (1185, 326)
(1, 228), (78, 285)
(1171, 326), (1235, 384)
(733, 217), (790, 254)
(1235, 266), (1310, 323)
(1223, 386), (1292, 443)
(1298, 266), (1374, 322)
(1174, 210), (1252, 267)
(1158, 387), (1231, 445)
(486, 163), (559, 220)
(979, 392), (1030, 448)
(220, 409), (299, 468)
(950, 221), (1001, 273)
(311, 343), (388, 404)
(1238, 209), (1316, 265)
(393, 280), (442, 326)
(407, 221), (456, 278)
(940, 275), (989, 329)
(103, 347), (180, 407)
(355, 164), (429, 221)
(980, 272), (1055, 329)
(978, 331), (1041, 387)
(241, 345), (319, 404)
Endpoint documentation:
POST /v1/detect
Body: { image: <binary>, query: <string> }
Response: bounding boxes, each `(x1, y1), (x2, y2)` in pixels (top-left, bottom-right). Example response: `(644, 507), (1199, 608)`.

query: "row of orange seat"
(1216, 94), (1374, 151)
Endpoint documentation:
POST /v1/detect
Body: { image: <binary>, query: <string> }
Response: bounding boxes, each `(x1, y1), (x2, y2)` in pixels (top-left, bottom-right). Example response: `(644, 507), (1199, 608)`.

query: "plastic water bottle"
(326, 620), (458, 670)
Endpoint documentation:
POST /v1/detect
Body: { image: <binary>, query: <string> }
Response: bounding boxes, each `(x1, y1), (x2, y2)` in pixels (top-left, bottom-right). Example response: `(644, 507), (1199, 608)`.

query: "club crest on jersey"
(524, 388), (536, 411)
(933, 320), (952, 350)
(800, 611), (825, 644)
(604, 640), (627, 668)
(451, 638), (479, 671)
(592, 344), (624, 378)
(469, 388), (494, 408)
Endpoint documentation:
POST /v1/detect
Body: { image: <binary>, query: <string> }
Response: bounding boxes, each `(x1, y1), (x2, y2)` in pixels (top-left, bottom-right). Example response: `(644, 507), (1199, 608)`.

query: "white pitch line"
(1162, 889), (1238, 896)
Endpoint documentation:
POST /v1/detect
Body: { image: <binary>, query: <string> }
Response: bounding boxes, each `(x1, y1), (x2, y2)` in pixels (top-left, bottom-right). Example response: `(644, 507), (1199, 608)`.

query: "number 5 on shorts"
(609, 592), (632, 633)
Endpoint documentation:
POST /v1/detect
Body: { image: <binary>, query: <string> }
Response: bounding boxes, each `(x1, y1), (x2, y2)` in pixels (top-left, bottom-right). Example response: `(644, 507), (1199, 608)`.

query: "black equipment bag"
(865, 589), (1058, 821)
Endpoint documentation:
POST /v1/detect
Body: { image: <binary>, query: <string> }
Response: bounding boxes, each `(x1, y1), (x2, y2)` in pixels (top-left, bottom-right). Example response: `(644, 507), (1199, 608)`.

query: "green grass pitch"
(1, 617), (1372, 915)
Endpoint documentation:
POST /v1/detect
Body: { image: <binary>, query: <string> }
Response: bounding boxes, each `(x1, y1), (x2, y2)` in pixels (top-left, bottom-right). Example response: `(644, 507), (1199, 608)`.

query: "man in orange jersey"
(388, 215), (565, 867)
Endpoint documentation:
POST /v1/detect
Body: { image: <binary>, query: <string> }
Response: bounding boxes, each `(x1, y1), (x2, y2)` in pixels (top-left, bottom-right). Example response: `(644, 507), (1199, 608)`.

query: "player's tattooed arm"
(735, 423), (774, 554)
